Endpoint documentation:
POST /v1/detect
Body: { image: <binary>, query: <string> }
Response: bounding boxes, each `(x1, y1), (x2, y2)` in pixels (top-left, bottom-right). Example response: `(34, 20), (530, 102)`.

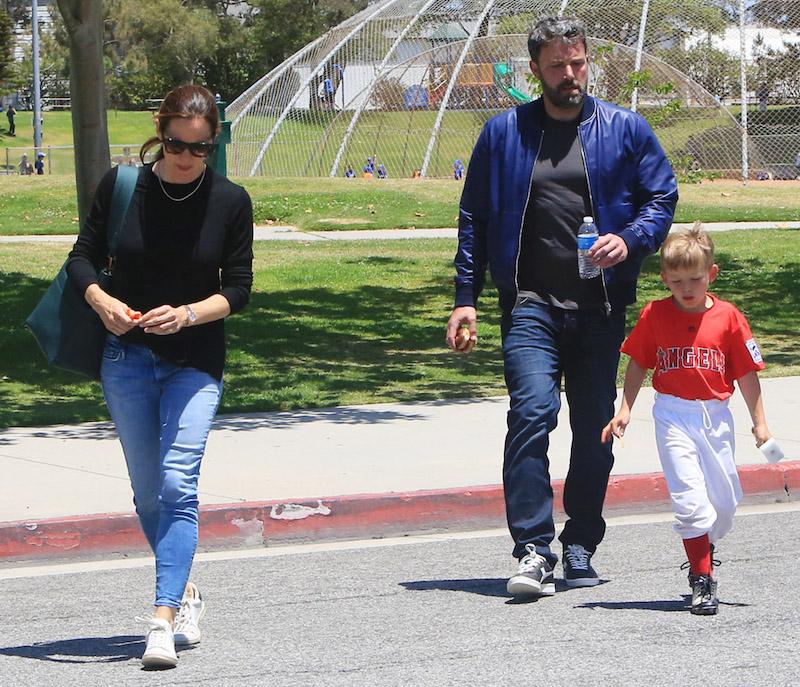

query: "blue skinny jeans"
(501, 296), (625, 566)
(101, 334), (222, 608)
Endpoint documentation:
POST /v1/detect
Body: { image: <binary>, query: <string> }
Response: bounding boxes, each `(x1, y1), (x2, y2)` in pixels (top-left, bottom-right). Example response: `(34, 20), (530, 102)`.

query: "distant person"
(453, 159), (465, 180)
(34, 152), (45, 175)
(122, 146), (136, 166)
(323, 77), (334, 107)
(794, 152), (800, 179)
(757, 82), (768, 113)
(67, 84), (254, 669)
(18, 153), (32, 175)
(411, 168), (422, 179)
(602, 223), (774, 615)
(377, 163), (387, 179)
(344, 164), (355, 178)
(363, 156), (375, 174)
(6, 104), (16, 136)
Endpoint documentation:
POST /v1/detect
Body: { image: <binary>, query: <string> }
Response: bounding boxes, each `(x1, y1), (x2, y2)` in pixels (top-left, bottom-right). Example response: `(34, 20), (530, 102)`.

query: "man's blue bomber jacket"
(454, 95), (679, 313)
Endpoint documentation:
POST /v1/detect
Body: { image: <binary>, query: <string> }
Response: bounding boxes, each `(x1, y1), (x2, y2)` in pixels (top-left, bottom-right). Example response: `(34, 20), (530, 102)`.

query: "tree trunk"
(56, 0), (109, 225)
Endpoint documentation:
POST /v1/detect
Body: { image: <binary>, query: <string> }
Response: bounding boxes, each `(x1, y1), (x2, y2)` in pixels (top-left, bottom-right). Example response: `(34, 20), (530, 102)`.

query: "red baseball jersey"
(621, 295), (765, 400)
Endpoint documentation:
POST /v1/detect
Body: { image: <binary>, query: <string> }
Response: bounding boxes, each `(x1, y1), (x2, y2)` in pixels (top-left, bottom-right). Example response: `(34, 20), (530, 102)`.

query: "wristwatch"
(184, 304), (197, 326)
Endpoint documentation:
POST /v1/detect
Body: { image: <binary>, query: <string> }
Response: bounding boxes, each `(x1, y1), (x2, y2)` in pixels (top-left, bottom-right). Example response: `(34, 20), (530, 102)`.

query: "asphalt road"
(1, 504), (799, 686)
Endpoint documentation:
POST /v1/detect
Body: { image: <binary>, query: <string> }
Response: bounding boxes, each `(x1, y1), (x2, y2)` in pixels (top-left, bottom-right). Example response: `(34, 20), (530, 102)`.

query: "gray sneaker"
(507, 544), (556, 597)
(173, 582), (205, 646)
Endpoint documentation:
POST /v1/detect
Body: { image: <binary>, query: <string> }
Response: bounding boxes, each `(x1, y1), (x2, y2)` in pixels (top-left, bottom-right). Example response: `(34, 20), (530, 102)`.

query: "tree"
(496, 0), (731, 49)
(0, 8), (12, 86)
(56, 0), (109, 225)
(751, 0), (800, 31)
(249, 0), (368, 76)
(656, 44), (740, 99)
(3, 0), (29, 25)
(100, 0), (219, 107)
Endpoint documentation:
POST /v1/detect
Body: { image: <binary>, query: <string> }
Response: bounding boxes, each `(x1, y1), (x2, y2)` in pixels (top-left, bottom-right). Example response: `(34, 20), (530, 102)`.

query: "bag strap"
(106, 164), (139, 256)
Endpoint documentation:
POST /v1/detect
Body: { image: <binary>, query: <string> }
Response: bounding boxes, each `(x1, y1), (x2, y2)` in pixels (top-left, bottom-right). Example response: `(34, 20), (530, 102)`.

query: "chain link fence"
(226, 0), (800, 181)
(1, 145), (143, 176)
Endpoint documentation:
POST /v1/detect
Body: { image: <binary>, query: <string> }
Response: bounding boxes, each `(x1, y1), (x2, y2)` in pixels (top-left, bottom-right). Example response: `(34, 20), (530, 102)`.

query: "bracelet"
(184, 304), (197, 326)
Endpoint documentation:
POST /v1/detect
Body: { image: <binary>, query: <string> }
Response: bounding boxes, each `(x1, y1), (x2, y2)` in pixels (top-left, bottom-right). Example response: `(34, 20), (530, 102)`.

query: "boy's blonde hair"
(660, 221), (715, 272)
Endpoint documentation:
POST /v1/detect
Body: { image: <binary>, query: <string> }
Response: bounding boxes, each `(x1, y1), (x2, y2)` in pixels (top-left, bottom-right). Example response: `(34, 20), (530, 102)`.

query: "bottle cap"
(759, 437), (784, 464)
(583, 216), (593, 223)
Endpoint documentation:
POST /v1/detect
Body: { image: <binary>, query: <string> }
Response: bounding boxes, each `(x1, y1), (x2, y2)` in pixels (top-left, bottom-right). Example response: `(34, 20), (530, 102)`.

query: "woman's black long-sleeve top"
(66, 163), (254, 381)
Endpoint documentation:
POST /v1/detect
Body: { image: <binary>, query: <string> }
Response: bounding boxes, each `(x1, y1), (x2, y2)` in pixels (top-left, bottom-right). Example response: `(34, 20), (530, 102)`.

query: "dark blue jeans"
(501, 296), (625, 565)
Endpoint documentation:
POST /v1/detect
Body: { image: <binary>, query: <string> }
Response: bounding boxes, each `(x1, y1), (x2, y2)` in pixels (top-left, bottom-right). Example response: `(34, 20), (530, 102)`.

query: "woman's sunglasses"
(161, 137), (218, 158)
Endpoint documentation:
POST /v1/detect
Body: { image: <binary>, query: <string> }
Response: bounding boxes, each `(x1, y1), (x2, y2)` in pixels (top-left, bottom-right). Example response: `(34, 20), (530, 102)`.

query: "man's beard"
(541, 80), (586, 109)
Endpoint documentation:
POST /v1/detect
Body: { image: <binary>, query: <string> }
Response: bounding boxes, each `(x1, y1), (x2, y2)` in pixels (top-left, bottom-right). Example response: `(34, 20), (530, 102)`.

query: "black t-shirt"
(517, 114), (603, 309)
(67, 163), (254, 380)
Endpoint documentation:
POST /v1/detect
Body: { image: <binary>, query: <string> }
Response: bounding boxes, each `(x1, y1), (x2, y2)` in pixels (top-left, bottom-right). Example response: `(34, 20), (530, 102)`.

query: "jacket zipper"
(513, 129), (544, 298)
(577, 123), (612, 316)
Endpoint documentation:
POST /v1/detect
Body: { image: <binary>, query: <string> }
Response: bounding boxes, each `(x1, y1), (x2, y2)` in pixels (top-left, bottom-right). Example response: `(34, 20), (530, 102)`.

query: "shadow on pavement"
(0, 635), (143, 664)
(576, 596), (751, 612)
(400, 577), (510, 598)
(576, 599), (688, 612)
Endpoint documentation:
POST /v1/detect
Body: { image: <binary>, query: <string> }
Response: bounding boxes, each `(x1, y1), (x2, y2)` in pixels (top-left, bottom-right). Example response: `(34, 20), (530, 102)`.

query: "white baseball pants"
(652, 393), (743, 542)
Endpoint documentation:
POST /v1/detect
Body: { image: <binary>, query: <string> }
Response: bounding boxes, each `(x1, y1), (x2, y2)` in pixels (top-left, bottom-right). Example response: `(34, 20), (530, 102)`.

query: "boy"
(601, 222), (773, 615)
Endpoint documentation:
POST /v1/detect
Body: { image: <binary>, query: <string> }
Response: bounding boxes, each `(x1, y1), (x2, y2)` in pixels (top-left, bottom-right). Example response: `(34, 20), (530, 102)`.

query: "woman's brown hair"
(139, 85), (220, 164)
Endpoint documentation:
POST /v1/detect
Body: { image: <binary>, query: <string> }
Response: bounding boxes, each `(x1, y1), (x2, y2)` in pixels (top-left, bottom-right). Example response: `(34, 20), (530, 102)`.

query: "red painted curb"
(1, 463), (797, 562)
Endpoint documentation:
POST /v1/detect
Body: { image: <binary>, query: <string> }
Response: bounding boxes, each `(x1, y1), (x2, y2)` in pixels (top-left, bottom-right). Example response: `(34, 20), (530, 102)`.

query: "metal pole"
(420, 1), (496, 177)
(631, 0), (650, 113)
(31, 0), (42, 151)
(248, 0), (401, 177)
(329, 0), (439, 177)
(739, 0), (749, 184)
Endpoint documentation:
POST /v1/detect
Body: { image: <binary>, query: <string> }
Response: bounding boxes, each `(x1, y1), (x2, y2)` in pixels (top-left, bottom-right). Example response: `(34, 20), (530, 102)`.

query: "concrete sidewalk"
(0, 378), (797, 562)
(2, 220), (799, 244)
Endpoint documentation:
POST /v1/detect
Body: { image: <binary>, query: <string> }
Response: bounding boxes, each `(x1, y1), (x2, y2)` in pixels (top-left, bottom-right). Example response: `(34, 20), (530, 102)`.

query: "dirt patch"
(319, 218), (372, 225)
(702, 178), (800, 188)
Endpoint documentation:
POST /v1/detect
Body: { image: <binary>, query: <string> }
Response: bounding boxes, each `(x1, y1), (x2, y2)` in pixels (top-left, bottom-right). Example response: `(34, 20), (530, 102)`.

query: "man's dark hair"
(527, 16), (587, 61)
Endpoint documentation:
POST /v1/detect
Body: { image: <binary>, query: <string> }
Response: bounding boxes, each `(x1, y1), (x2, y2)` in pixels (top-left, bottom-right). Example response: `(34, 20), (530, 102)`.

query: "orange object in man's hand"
(126, 308), (142, 321)
(455, 326), (471, 351)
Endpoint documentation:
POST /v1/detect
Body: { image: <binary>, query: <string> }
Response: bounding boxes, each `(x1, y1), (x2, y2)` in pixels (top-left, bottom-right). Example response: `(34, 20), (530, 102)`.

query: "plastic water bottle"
(577, 216), (600, 279)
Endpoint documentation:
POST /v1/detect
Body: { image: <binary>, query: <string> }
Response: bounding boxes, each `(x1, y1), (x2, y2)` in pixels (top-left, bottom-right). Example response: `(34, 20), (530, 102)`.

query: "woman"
(67, 85), (253, 669)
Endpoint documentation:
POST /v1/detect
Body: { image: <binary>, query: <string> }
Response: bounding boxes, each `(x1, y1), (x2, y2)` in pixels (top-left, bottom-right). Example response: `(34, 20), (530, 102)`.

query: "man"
(445, 17), (677, 597)
(6, 104), (16, 136)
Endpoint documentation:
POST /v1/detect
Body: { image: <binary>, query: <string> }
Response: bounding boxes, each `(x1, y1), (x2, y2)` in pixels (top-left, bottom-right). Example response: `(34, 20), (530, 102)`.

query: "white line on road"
(0, 501), (797, 580)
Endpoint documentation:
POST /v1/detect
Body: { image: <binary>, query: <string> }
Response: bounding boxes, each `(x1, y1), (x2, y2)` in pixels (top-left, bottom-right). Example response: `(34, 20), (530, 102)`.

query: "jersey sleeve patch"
(745, 338), (763, 364)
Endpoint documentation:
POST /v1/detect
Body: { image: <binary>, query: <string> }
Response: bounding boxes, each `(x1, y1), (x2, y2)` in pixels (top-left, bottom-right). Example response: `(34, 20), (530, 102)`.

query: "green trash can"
(208, 98), (231, 177)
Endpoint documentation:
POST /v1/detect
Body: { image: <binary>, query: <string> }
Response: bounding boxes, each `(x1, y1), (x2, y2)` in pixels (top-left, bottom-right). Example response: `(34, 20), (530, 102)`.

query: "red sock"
(683, 534), (712, 576)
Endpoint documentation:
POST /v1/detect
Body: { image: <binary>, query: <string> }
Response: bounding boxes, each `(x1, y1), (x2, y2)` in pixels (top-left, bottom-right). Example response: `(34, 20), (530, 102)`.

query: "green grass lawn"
(2, 175), (800, 236)
(1, 230), (798, 427)
(0, 110), (154, 176)
(0, 109), (154, 148)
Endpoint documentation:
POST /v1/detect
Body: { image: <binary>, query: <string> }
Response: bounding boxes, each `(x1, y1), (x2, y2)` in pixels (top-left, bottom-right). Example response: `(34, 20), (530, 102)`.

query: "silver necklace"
(154, 162), (206, 202)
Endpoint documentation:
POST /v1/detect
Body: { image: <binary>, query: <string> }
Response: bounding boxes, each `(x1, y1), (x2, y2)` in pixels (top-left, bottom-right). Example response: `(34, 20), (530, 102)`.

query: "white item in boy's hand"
(759, 437), (784, 464)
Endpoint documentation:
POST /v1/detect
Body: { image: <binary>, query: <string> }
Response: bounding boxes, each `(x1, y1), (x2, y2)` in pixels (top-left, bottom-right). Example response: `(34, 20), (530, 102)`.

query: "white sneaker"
(173, 582), (205, 646)
(137, 616), (178, 669)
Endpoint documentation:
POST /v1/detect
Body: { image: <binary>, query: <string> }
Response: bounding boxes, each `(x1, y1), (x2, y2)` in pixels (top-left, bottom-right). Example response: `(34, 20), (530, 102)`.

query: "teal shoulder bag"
(25, 164), (139, 379)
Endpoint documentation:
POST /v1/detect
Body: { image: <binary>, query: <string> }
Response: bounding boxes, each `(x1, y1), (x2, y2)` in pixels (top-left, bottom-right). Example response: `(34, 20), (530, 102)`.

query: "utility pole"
(31, 0), (42, 151)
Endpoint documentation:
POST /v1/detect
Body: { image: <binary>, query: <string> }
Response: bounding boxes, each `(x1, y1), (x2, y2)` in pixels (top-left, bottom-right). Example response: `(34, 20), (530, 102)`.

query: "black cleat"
(689, 574), (719, 615)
